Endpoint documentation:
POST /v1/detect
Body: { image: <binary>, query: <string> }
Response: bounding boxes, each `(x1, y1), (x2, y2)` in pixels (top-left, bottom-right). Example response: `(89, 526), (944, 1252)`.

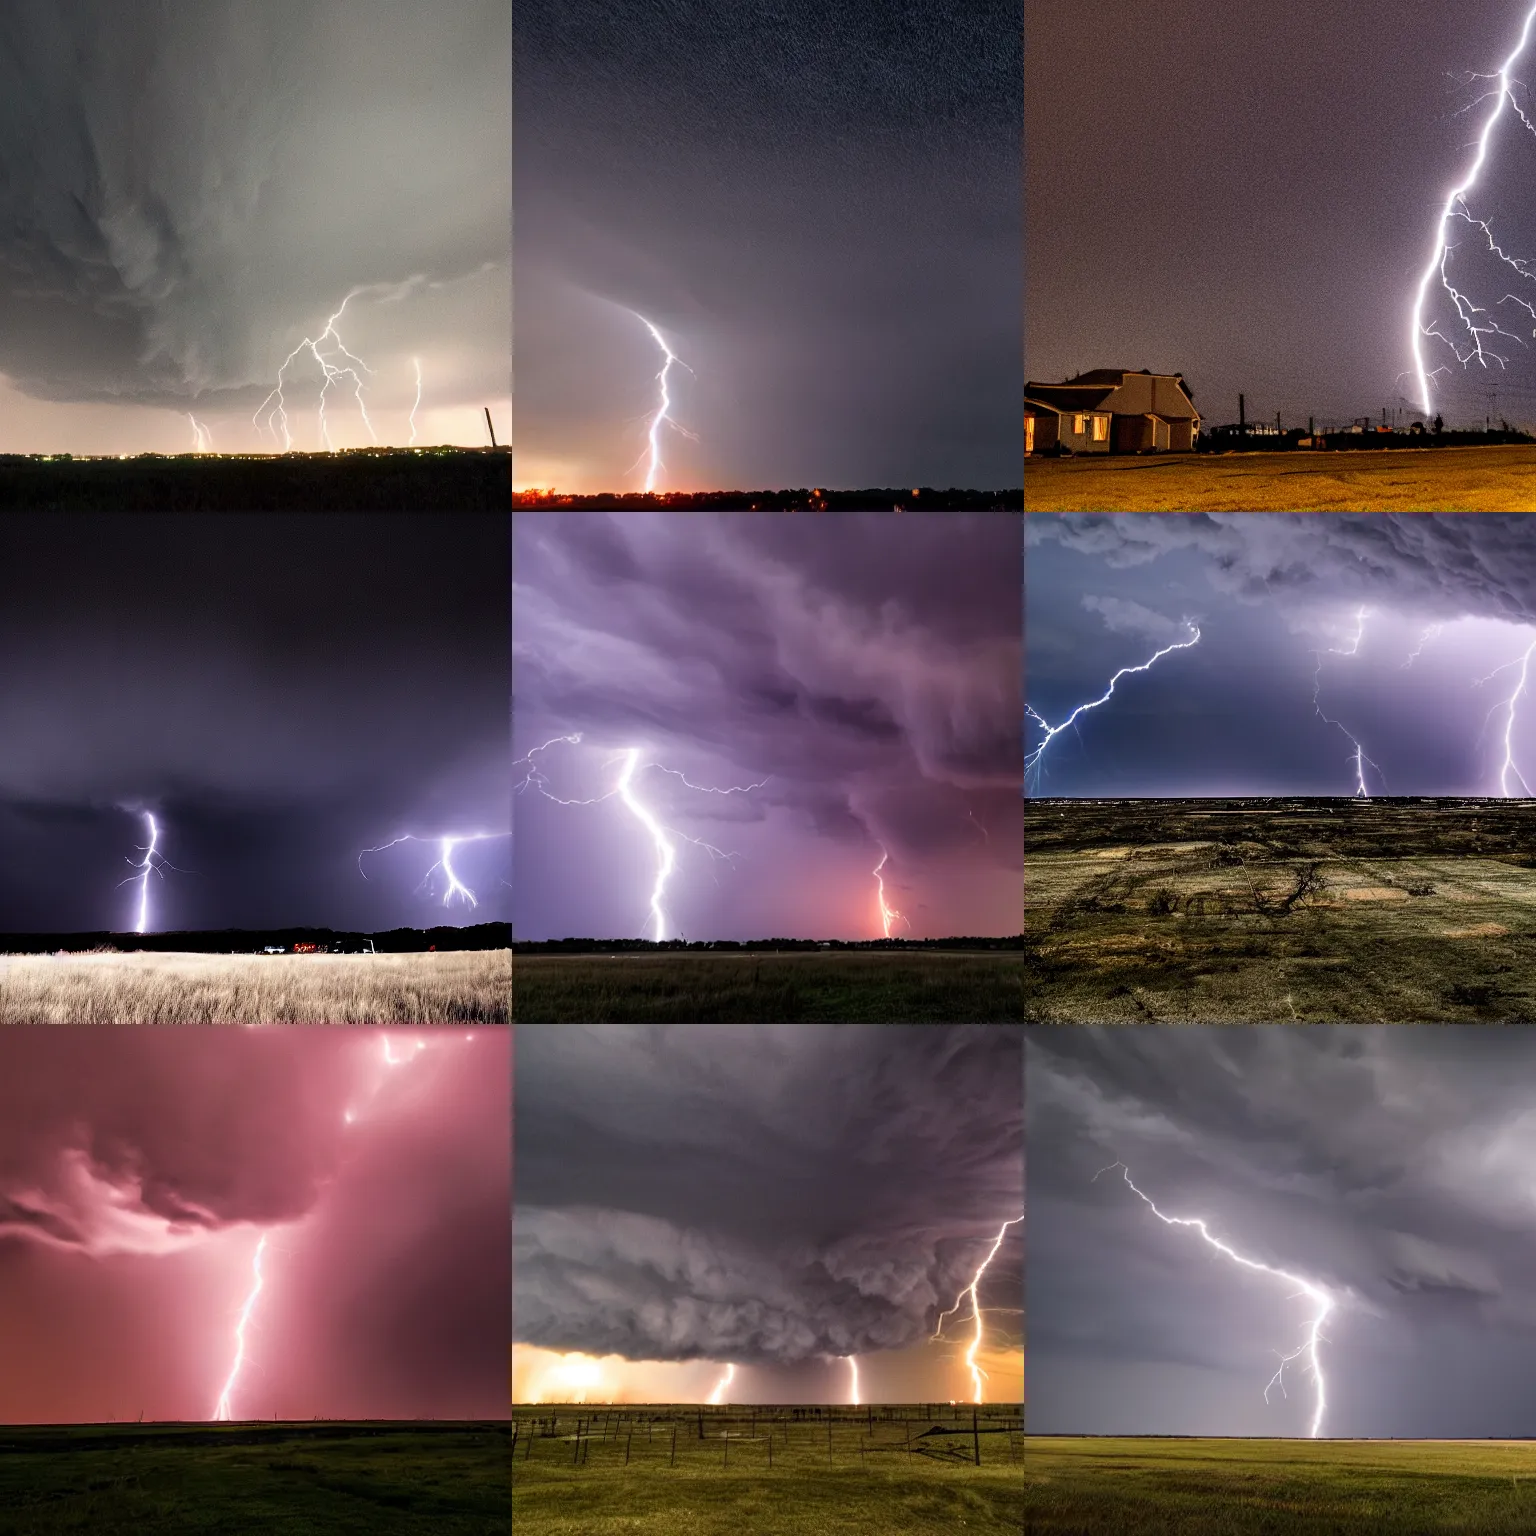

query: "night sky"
(513, 0), (1021, 493)
(1026, 0), (1536, 431)
(1026, 511), (1536, 798)
(1026, 1024), (1536, 1439)
(0, 514), (510, 934)
(513, 511), (1022, 942)
(0, 1025), (509, 1423)
(512, 1024), (1022, 1406)
(0, 2), (510, 455)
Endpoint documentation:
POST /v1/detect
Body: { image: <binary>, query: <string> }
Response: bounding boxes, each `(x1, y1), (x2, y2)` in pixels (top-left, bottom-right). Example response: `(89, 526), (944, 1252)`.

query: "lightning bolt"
(846, 1355), (860, 1406)
(708, 1363), (735, 1405)
(187, 414), (213, 453)
(1025, 623), (1201, 789)
(1480, 635), (1536, 796)
(1093, 1161), (1334, 1439)
(357, 832), (511, 908)
(513, 735), (767, 940)
(931, 1214), (1024, 1404)
(409, 357), (423, 447)
(1312, 608), (1385, 797)
(254, 289), (380, 451)
(1400, 623), (1445, 668)
(873, 847), (910, 938)
(213, 1232), (267, 1422)
(1410, 4), (1536, 415)
(117, 811), (185, 935)
(629, 313), (696, 492)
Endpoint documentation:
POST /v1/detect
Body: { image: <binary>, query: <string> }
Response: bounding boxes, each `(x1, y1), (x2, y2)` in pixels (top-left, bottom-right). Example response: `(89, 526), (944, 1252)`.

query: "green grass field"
(0, 949), (511, 1024)
(1023, 444), (1536, 511)
(1026, 798), (1536, 1022)
(1027, 1436), (1536, 1534)
(511, 952), (1023, 1022)
(0, 1421), (510, 1535)
(511, 1404), (1024, 1535)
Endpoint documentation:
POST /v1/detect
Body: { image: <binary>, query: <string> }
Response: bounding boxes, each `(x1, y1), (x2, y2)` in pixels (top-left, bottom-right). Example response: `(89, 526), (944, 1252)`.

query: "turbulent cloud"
(513, 1024), (1022, 1367)
(0, 2), (509, 422)
(0, 1026), (509, 1421)
(513, 512), (1021, 939)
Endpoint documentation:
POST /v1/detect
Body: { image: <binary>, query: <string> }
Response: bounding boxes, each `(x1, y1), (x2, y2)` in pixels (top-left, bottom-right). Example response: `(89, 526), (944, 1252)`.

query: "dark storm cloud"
(1025, 513), (1536, 797)
(1029, 1026), (1536, 1437)
(0, 513), (509, 930)
(0, 1), (508, 410)
(514, 511), (1020, 938)
(1029, 513), (1536, 623)
(514, 0), (1020, 489)
(513, 1024), (1022, 1367)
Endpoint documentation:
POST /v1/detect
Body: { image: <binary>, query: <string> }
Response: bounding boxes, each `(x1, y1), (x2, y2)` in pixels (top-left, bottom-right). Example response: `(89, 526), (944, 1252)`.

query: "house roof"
(1024, 384), (1116, 412)
(1063, 368), (1187, 387)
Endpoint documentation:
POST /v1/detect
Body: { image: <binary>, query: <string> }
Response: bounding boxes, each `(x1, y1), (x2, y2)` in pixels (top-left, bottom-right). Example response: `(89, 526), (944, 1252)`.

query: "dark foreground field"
(1022, 444), (1536, 511)
(512, 951), (1023, 1022)
(0, 1421), (510, 1535)
(1026, 798), (1536, 1022)
(1027, 1437), (1536, 1534)
(512, 1404), (1024, 1536)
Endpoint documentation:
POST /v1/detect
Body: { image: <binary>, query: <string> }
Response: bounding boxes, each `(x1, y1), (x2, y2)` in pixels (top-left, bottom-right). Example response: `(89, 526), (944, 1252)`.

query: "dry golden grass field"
(1023, 445), (1536, 511)
(0, 948), (511, 1024)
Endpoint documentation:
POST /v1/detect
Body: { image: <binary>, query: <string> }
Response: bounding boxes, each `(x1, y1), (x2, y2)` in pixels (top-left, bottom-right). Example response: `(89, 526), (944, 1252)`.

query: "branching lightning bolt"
(117, 812), (186, 935)
(1312, 608), (1385, 797)
(213, 1232), (267, 1422)
(1093, 1161), (1334, 1439)
(708, 1363), (735, 1405)
(254, 290), (379, 451)
(1411, 4), (1536, 415)
(513, 735), (768, 940)
(1477, 635), (1536, 795)
(357, 832), (510, 908)
(931, 1214), (1023, 1404)
(1025, 624), (1201, 789)
(1401, 623), (1445, 668)
(629, 313), (696, 492)
(873, 847), (909, 938)
(187, 414), (213, 453)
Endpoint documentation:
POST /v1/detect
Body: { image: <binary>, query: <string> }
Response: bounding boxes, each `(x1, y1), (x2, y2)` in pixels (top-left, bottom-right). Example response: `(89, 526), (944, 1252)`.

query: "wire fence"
(510, 1403), (1024, 1473)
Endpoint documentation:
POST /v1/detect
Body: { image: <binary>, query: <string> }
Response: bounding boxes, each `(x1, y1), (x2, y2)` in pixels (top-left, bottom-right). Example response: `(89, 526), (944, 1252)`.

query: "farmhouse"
(1026, 369), (1201, 454)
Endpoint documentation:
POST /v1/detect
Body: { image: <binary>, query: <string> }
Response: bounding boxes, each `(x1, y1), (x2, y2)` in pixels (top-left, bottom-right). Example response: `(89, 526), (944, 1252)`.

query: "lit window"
(1092, 416), (1108, 442)
(1073, 414), (1086, 434)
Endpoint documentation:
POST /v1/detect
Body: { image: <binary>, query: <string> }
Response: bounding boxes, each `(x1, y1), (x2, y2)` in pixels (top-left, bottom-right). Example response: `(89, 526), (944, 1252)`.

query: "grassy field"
(511, 952), (1023, 1022)
(1023, 445), (1536, 511)
(0, 949), (511, 1024)
(1027, 1436), (1536, 1534)
(511, 1404), (1024, 1535)
(0, 1420), (510, 1535)
(1026, 798), (1536, 1022)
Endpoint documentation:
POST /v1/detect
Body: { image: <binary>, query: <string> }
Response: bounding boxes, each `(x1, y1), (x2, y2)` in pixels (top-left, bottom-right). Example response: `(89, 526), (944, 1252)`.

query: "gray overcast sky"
(1029, 1025), (1536, 1438)
(1026, 0), (1536, 431)
(0, 1), (509, 454)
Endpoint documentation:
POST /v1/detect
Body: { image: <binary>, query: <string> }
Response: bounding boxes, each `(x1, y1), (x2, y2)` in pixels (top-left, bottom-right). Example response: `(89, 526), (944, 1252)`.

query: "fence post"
(724, 1430), (729, 1469)
(625, 1430), (632, 1467)
(670, 1421), (677, 1468)
(573, 1422), (581, 1465)
(511, 1423), (518, 1459)
(972, 1407), (980, 1467)
(828, 1416), (833, 1461)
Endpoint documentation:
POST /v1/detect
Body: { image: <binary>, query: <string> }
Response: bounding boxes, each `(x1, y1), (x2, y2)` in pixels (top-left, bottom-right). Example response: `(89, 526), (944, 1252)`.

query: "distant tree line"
(511, 935), (1026, 953)
(512, 488), (1023, 510)
(0, 922), (511, 955)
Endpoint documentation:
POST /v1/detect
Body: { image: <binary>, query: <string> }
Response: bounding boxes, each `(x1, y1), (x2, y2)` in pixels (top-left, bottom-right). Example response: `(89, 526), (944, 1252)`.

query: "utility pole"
(1238, 392), (1246, 440)
(484, 407), (498, 448)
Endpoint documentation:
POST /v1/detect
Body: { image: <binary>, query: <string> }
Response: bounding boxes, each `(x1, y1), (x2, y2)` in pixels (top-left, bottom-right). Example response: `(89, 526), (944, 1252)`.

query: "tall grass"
(0, 950), (510, 1024)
